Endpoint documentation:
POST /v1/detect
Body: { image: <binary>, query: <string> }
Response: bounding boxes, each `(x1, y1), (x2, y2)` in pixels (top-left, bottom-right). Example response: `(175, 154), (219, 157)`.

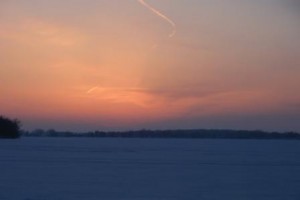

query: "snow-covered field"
(1, 138), (300, 200)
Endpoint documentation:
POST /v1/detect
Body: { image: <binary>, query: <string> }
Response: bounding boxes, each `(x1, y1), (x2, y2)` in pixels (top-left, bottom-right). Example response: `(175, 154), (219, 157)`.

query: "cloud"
(84, 84), (271, 119)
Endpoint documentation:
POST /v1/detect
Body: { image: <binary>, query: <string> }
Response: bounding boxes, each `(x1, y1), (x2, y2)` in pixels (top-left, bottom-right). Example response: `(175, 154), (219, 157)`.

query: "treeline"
(0, 116), (21, 139)
(22, 129), (300, 140)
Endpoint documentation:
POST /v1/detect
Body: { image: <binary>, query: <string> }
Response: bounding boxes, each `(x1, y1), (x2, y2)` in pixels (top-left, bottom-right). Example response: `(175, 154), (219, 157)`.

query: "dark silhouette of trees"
(0, 116), (21, 139)
(24, 128), (300, 140)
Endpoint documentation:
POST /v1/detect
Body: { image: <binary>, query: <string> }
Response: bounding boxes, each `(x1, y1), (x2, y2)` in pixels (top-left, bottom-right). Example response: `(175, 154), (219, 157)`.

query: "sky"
(1, 0), (299, 132)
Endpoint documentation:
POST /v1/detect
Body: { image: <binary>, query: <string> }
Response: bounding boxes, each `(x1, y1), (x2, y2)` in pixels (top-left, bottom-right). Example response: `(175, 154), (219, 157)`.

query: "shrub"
(0, 116), (21, 139)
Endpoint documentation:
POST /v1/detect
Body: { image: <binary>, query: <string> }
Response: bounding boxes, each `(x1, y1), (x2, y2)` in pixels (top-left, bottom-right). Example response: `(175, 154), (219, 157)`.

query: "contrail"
(138, 0), (176, 38)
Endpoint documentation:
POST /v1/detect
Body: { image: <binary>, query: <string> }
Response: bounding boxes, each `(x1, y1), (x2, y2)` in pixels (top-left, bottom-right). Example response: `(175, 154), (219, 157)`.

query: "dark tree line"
(23, 128), (300, 140)
(0, 116), (21, 139)
(2, 114), (298, 140)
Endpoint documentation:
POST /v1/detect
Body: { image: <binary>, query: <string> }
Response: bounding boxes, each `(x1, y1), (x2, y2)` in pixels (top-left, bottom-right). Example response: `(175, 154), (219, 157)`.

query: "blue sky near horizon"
(0, 0), (299, 132)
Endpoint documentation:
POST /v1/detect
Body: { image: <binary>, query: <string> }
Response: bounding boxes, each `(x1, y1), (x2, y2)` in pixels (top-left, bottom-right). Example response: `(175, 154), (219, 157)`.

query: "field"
(1, 138), (300, 200)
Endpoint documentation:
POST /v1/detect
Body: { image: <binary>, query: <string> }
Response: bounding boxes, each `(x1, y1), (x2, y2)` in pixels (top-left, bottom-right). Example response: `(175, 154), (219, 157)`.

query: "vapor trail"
(138, 0), (176, 37)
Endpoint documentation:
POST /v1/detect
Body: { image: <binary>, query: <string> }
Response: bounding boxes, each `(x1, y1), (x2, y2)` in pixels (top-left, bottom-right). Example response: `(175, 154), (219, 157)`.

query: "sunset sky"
(1, 0), (299, 132)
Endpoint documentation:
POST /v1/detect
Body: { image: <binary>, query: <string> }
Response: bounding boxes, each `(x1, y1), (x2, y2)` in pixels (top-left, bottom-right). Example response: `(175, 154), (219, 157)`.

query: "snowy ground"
(1, 138), (300, 200)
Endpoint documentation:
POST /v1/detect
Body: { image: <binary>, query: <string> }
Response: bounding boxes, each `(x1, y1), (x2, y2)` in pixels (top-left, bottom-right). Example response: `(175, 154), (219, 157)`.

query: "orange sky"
(1, 0), (299, 131)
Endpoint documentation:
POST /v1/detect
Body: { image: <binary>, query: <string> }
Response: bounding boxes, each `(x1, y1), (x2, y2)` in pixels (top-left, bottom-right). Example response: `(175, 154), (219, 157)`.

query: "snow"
(1, 138), (300, 200)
